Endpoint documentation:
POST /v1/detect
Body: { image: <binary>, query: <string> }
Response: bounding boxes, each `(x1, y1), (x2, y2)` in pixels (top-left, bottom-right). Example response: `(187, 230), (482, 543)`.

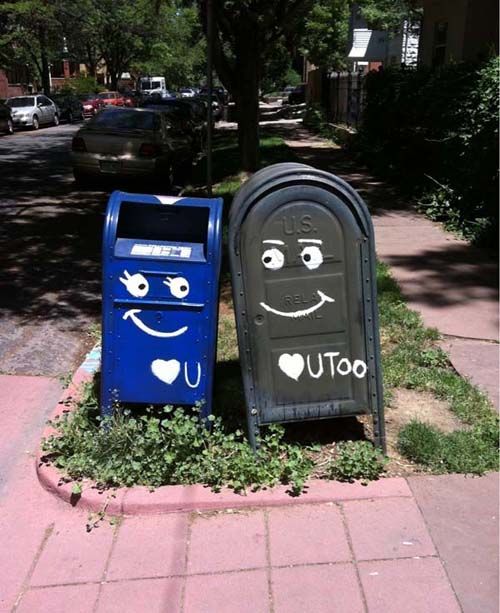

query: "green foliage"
(300, 0), (349, 69)
(357, 0), (420, 33)
(303, 103), (338, 140)
(43, 395), (313, 495)
(261, 43), (302, 94)
(59, 76), (103, 95)
(0, 0), (62, 90)
(326, 441), (387, 482)
(398, 419), (499, 475)
(134, 3), (206, 90)
(358, 57), (499, 246)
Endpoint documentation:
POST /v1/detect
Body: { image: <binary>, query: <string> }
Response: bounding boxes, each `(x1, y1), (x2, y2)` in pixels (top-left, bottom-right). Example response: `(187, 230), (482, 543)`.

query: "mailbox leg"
(246, 416), (259, 452)
(373, 408), (387, 454)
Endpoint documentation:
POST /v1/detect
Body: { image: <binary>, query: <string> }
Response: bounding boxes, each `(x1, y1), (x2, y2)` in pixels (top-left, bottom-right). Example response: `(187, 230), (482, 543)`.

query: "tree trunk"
(39, 27), (51, 94)
(234, 26), (260, 172)
(86, 43), (97, 77)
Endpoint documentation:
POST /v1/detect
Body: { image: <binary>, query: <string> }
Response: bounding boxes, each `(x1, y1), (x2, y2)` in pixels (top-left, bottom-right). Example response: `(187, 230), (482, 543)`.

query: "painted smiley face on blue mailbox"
(119, 269), (202, 390)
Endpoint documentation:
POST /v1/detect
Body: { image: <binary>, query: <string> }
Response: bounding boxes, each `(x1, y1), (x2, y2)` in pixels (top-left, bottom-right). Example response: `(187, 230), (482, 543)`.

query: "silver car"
(6, 95), (60, 130)
(71, 107), (194, 185)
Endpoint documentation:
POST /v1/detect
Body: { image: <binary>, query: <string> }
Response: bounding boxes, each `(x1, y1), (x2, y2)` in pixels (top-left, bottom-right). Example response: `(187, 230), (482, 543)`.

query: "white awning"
(349, 29), (388, 61)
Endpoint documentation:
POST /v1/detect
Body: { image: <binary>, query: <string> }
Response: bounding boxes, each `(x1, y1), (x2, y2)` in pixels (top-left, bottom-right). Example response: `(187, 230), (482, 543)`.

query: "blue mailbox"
(101, 191), (223, 418)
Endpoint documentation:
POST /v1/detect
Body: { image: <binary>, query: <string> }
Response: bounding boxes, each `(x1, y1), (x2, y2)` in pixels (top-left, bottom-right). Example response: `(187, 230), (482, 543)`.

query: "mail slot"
(229, 163), (385, 450)
(101, 191), (223, 418)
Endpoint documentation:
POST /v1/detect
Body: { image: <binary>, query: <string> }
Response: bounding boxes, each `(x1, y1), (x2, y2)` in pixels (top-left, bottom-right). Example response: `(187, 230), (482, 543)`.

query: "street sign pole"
(206, 0), (213, 197)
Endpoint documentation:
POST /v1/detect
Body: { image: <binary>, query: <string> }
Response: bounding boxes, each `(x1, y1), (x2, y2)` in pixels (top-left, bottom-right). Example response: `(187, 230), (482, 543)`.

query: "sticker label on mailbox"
(130, 244), (192, 258)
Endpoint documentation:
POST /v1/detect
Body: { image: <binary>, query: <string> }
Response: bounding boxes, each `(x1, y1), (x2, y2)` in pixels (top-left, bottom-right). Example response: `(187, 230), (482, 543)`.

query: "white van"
(139, 77), (168, 97)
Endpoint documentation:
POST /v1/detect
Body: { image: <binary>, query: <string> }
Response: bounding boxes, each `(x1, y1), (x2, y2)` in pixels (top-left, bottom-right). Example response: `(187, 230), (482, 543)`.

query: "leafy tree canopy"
(357, 0), (420, 33)
(300, 0), (350, 70)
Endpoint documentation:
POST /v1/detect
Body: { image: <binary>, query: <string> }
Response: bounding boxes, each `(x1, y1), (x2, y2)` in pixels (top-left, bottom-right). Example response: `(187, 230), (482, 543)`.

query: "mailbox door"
(103, 259), (210, 406)
(240, 185), (373, 423)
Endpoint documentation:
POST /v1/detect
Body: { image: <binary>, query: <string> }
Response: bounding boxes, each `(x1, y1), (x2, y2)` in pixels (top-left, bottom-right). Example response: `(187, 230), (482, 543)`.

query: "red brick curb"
(36, 346), (413, 515)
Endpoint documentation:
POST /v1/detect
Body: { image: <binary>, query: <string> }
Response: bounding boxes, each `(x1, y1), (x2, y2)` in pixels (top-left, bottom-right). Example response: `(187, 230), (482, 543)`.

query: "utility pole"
(206, 0), (213, 197)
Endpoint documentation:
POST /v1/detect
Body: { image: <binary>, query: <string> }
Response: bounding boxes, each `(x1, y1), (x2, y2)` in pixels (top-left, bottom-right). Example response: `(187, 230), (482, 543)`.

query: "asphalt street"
(0, 123), (106, 376)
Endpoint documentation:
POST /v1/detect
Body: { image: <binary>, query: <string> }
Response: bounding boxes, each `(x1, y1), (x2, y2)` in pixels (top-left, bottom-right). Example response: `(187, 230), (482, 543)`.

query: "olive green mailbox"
(229, 163), (385, 451)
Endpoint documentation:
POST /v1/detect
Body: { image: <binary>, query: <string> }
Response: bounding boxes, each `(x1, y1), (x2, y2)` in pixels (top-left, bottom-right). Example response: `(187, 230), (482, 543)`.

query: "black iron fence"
(321, 70), (365, 129)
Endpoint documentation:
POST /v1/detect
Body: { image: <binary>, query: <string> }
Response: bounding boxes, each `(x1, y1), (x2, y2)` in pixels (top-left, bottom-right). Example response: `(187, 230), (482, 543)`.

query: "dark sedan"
(288, 84), (306, 105)
(0, 102), (14, 135)
(51, 93), (84, 123)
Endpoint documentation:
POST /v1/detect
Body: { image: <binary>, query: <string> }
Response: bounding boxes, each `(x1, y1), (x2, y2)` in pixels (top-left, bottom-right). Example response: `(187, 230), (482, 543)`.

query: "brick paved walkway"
(5, 473), (466, 613)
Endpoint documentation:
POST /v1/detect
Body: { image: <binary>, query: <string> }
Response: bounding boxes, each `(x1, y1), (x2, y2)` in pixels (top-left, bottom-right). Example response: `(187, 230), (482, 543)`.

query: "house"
(0, 65), (32, 98)
(418, 0), (499, 66)
(347, 4), (420, 71)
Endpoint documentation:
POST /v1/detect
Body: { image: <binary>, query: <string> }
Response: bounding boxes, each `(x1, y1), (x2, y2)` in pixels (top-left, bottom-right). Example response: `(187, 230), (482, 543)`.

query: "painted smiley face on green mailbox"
(240, 199), (370, 416)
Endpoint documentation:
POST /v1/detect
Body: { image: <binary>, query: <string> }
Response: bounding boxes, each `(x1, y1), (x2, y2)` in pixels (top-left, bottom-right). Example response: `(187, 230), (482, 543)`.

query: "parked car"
(179, 87), (196, 98)
(97, 91), (125, 106)
(196, 94), (222, 120)
(200, 86), (228, 105)
(141, 97), (200, 151)
(78, 93), (105, 118)
(142, 97), (209, 153)
(122, 91), (139, 107)
(288, 84), (306, 105)
(6, 95), (59, 129)
(50, 93), (84, 123)
(0, 102), (14, 134)
(71, 107), (195, 186)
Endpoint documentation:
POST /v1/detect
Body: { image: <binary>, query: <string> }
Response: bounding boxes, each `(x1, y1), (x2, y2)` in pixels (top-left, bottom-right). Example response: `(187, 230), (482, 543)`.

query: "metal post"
(336, 71), (340, 123)
(206, 0), (213, 197)
(346, 70), (352, 127)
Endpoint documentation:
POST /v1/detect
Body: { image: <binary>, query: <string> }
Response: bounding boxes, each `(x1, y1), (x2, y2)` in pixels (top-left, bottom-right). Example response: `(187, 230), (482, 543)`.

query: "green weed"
(325, 441), (387, 482)
(42, 400), (313, 495)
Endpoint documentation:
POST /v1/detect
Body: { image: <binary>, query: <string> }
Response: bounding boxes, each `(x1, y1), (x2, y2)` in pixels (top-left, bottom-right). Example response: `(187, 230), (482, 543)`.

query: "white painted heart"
(151, 359), (181, 385)
(278, 353), (305, 381)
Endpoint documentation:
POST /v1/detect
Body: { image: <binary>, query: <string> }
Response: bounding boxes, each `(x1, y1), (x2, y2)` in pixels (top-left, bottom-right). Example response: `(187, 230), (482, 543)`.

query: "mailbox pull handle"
(114, 298), (205, 309)
(138, 269), (187, 277)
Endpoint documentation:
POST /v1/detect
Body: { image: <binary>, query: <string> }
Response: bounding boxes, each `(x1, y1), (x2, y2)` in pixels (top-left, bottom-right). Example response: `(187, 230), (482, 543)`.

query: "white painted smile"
(123, 309), (188, 337)
(259, 290), (335, 319)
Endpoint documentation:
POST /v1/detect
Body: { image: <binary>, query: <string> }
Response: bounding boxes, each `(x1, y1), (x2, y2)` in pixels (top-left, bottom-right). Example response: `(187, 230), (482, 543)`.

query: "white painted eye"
(300, 246), (323, 270)
(164, 276), (190, 299)
(262, 248), (284, 270)
(119, 271), (149, 298)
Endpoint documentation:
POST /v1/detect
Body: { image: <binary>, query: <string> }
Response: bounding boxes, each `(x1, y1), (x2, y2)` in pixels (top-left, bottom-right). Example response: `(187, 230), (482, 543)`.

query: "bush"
(326, 441), (387, 482)
(357, 57), (499, 246)
(58, 75), (103, 95)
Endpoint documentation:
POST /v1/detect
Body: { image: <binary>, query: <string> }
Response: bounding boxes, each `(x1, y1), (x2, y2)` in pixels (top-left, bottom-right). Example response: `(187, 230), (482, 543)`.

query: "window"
(7, 97), (35, 107)
(433, 21), (448, 67)
(88, 109), (159, 131)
